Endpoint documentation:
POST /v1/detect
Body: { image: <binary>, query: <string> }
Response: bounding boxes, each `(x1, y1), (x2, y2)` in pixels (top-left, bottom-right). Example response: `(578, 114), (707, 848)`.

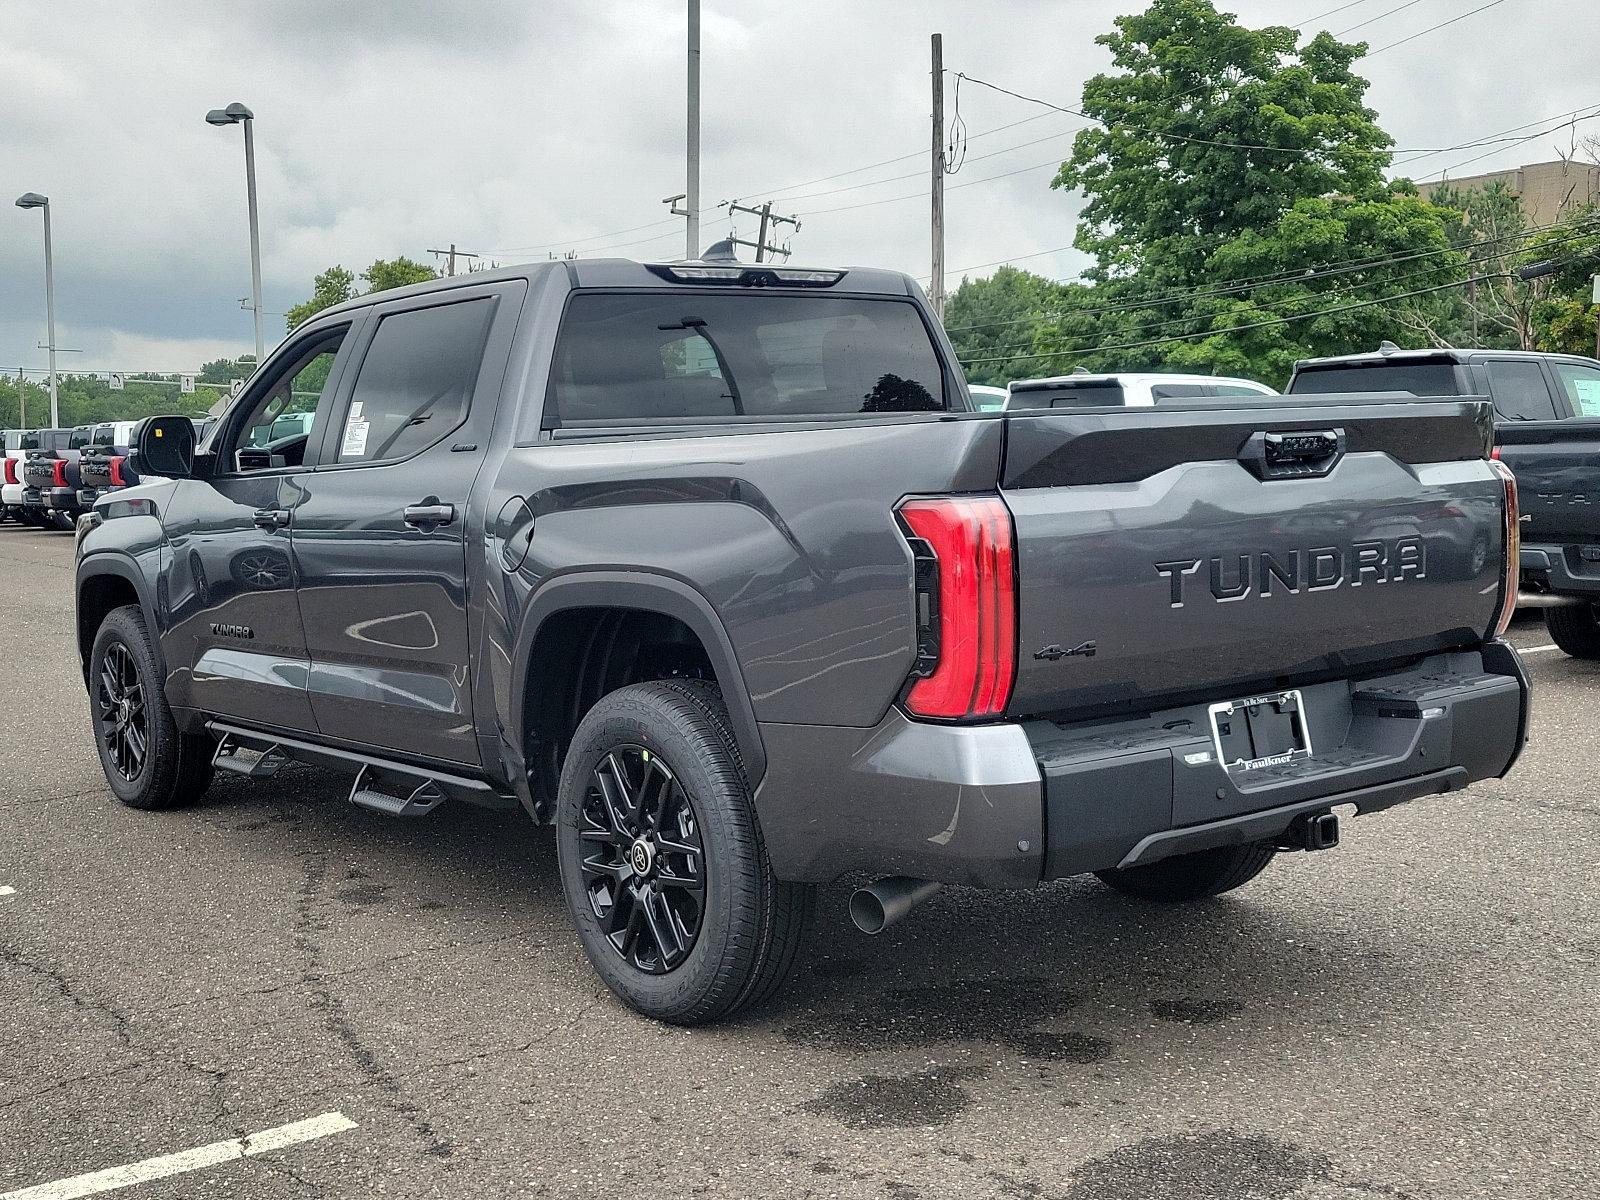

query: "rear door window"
(547, 293), (947, 425)
(1486, 360), (1559, 421)
(1553, 361), (1600, 417)
(335, 298), (495, 463)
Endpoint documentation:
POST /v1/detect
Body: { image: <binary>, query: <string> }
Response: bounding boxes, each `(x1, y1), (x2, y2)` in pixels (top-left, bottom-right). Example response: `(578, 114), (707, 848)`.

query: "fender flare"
(75, 550), (162, 678)
(509, 570), (767, 784)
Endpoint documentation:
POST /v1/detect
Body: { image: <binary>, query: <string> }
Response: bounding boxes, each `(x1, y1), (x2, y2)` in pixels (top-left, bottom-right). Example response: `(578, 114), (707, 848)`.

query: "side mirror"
(128, 416), (197, 480)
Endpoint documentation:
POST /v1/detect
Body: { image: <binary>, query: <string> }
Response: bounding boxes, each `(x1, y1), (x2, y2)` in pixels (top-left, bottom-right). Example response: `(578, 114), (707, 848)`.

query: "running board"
(203, 721), (517, 813)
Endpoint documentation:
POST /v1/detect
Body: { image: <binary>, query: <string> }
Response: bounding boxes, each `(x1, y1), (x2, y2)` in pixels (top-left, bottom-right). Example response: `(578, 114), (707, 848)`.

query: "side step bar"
(204, 720), (518, 815)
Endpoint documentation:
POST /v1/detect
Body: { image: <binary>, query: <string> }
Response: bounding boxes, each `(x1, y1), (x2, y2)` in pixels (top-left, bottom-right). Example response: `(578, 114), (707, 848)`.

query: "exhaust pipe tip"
(849, 877), (942, 935)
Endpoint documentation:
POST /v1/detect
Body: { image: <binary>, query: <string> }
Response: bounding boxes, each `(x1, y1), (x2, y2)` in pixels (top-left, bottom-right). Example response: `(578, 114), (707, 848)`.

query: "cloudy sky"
(1, 0), (1594, 375)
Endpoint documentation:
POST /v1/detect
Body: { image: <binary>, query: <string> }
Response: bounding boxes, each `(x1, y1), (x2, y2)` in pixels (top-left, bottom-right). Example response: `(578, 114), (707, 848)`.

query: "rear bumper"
(1520, 542), (1600, 597)
(42, 487), (80, 511)
(753, 644), (1528, 888)
(21, 488), (46, 508)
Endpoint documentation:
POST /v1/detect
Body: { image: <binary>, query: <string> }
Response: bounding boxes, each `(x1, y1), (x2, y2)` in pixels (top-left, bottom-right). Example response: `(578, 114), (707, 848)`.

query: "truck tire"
(1094, 841), (1276, 903)
(555, 679), (812, 1024)
(90, 605), (215, 810)
(1544, 602), (1600, 659)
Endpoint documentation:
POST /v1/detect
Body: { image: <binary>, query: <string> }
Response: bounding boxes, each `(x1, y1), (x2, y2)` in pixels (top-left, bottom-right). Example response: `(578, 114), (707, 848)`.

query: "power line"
(1333, 0), (1430, 36)
(1295, 0), (1381, 27)
(1365, 0), (1506, 56)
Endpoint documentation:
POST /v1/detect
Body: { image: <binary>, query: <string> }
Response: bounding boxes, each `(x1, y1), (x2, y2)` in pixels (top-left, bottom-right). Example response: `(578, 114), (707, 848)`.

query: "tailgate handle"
(1241, 428), (1344, 480)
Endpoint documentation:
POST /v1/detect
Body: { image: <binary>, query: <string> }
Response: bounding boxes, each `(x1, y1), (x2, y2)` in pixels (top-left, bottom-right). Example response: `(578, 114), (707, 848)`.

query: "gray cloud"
(1, 0), (1594, 376)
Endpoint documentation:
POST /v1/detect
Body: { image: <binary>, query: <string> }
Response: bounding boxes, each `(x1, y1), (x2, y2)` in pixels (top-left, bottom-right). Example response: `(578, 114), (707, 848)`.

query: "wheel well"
(78, 573), (140, 678)
(524, 607), (717, 816)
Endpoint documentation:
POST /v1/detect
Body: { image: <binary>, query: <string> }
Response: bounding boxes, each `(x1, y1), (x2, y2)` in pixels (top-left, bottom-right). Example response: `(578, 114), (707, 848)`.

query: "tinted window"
(92, 424), (116, 446)
(68, 428), (90, 450)
(337, 299), (494, 463)
(547, 293), (946, 424)
(1009, 382), (1125, 409)
(1149, 382), (1275, 401)
(1554, 361), (1600, 417)
(1288, 363), (1464, 397)
(20, 431), (40, 451)
(1487, 360), (1558, 421)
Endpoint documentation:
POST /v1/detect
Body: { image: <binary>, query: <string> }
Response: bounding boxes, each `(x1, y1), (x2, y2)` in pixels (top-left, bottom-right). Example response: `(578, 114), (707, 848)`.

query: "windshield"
(547, 293), (947, 424)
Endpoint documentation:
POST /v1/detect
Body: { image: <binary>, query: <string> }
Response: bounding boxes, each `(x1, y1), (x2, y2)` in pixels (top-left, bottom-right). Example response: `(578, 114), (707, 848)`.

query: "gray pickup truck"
(75, 260), (1528, 1023)
(1287, 345), (1600, 656)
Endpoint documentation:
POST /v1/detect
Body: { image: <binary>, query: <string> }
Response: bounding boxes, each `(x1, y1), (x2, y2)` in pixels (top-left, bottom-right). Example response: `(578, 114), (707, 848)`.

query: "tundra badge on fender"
(1035, 640), (1096, 661)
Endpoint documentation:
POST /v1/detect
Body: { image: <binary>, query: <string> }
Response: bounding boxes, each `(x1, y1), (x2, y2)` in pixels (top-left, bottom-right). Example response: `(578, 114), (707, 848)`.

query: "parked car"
(1286, 345), (1600, 657)
(968, 384), (1008, 411)
(21, 427), (86, 529)
(1007, 371), (1278, 409)
(2, 430), (28, 522)
(76, 259), (1527, 1024)
(77, 421), (140, 508)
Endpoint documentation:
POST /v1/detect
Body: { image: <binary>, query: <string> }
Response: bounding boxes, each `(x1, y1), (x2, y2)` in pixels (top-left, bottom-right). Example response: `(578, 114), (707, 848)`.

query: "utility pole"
(930, 33), (946, 320)
(428, 244), (482, 276)
(727, 200), (800, 262)
(686, 0), (701, 260)
(15, 368), (24, 428)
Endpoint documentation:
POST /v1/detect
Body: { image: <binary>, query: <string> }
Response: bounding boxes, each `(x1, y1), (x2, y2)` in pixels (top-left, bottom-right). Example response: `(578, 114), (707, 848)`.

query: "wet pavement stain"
(1061, 1131), (1331, 1200)
(1150, 997), (1244, 1025)
(785, 976), (1110, 1060)
(801, 1066), (985, 1129)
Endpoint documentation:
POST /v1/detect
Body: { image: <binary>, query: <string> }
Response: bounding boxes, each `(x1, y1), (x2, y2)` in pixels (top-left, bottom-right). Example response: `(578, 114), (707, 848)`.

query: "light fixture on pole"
(206, 102), (265, 365)
(14, 192), (59, 427)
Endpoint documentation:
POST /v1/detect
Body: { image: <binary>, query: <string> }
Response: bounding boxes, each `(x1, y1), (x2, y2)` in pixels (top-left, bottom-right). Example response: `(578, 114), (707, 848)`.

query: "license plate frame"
(1208, 689), (1312, 774)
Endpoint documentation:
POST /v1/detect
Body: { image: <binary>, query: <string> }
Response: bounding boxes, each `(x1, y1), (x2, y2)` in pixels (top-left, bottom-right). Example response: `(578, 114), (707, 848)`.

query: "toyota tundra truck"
(74, 260), (1528, 1024)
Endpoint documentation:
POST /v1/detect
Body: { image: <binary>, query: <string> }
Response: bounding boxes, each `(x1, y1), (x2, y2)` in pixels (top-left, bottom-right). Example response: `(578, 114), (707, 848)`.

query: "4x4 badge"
(1034, 640), (1096, 661)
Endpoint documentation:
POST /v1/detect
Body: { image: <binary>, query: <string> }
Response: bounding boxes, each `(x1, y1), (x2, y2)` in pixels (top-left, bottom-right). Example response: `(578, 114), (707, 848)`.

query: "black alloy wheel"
(578, 746), (706, 974)
(97, 640), (148, 781)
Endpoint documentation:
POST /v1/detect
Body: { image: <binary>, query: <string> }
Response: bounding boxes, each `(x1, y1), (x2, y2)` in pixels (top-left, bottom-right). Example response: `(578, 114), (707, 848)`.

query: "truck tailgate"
(1496, 419), (1600, 545)
(1000, 400), (1505, 718)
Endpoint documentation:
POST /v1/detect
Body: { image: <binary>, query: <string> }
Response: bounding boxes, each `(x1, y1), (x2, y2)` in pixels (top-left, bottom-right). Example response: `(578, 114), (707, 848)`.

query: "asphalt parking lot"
(1, 522), (1595, 1200)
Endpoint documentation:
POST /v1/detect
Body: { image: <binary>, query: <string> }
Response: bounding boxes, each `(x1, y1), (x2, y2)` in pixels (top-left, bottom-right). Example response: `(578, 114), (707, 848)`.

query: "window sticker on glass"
(1573, 379), (1600, 417)
(341, 401), (370, 458)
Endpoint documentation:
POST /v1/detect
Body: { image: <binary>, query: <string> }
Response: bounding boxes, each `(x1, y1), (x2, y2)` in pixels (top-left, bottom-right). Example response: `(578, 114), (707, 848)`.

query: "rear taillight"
(108, 455), (126, 486)
(2, 459), (15, 486)
(1489, 459), (1519, 638)
(52, 460), (67, 487)
(1489, 445), (1502, 461)
(897, 495), (1017, 720)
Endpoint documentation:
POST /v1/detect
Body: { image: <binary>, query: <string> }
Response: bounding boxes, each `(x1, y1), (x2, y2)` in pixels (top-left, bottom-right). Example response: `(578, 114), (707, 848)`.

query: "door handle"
(252, 508), (291, 529)
(403, 502), (456, 529)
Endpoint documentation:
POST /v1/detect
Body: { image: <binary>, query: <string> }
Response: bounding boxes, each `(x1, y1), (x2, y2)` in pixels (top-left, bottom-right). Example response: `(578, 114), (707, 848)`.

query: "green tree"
(285, 266), (357, 331)
(284, 257), (440, 332)
(943, 267), (1076, 385)
(1017, 0), (1463, 385)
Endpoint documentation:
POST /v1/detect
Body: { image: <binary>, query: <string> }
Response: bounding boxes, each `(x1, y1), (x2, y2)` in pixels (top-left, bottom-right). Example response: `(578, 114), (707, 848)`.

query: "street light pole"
(14, 192), (58, 426)
(686, 0), (701, 260)
(207, 102), (264, 365)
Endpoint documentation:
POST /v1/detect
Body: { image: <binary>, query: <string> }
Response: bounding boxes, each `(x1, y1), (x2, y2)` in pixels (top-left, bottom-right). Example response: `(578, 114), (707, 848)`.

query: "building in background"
(1438, 158), (1600, 227)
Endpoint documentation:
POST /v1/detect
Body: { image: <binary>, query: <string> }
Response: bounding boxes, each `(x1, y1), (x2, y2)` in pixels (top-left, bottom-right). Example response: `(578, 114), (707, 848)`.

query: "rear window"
(547, 293), (946, 425)
(20, 431), (40, 451)
(68, 429), (90, 450)
(92, 424), (116, 446)
(1288, 363), (1465, 397)
(1008, 382), (1126, 409)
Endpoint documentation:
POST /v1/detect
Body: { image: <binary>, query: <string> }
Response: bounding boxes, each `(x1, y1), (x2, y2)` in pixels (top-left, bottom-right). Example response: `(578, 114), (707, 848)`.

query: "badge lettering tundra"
(208, 622), (255, 639)
(1156, 538), (1427, 607)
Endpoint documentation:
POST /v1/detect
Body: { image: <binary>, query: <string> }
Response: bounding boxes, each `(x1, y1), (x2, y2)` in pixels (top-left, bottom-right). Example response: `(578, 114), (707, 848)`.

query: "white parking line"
(0, 1112), (357, 1200)
(0, 886), (14, 897)
(1519, 643), (1560, 655)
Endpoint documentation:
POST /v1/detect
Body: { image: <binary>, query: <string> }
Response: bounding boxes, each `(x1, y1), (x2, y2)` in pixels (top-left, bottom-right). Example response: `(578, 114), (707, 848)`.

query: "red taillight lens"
(108, 455), (126, 486)
(1489, 445), (1502, 461)
(2, 459), (15, 486)
(52, 460), (67, 487)
(1489, 459), (1519, 638)
(897, 495), (1017, 720)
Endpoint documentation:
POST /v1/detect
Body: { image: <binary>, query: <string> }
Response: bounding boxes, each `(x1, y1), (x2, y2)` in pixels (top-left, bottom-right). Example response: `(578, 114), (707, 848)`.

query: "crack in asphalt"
(293, 854), (457, 1162)
(0, 943), (239, 1138)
